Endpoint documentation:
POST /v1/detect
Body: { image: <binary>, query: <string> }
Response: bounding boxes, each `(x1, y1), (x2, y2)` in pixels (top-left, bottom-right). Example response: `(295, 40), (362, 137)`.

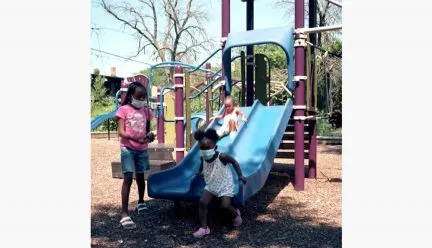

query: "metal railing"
(159, 86), (175, 122)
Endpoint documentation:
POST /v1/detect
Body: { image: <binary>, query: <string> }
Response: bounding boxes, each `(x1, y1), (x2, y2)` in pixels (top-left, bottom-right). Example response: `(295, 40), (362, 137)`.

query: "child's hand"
(238, 175), (247, 184)
(132, 134), (148, 144)
(146, 132), (155, 142)
(135, 137), (147, 144)
(242, 116), (247, 123)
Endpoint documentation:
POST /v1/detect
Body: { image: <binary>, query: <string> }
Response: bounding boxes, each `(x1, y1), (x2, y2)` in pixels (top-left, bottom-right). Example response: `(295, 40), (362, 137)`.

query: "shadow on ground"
(321, 145), (342, 155)
(91, 174), (341, 248)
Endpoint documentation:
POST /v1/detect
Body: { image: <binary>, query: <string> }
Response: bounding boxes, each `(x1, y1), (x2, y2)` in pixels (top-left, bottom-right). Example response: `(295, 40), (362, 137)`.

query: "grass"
(317, 118), (342, 137)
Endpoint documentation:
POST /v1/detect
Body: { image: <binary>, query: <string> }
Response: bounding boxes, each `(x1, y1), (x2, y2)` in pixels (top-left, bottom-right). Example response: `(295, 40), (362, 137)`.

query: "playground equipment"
(146, 0), (342, 206)
(99, 0), (341, 196)
(148, 26), (295, 206)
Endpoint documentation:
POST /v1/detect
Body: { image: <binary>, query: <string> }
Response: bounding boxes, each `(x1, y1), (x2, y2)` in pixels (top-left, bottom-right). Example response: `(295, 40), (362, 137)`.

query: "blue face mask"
(200, 148), (216, 160)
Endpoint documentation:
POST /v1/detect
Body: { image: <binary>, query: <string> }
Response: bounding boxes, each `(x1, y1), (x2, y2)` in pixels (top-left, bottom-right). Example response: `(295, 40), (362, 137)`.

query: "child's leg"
(135, 173), (145, 204)
(120, 147), (135, 218)
(221, 196), (242, 226)
(220, 196), (238, 218)
(217, 126), (230, 138)
(134, 150), (150, 204)
(199, 190), (214, 228)
(121, 172), (134, 217)
(228, 120), (237, 132)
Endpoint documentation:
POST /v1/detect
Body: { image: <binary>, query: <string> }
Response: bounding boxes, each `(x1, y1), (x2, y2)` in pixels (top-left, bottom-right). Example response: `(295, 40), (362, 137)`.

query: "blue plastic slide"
(148, 99), (293, 206)
(91, 109), (117, 130)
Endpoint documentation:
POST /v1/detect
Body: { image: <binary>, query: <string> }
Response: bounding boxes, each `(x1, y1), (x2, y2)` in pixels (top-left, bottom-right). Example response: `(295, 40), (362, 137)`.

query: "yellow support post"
(165, 92), (175, 144)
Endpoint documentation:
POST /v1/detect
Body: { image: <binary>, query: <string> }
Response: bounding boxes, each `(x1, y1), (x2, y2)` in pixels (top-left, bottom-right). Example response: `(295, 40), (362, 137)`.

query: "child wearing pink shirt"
(115, 82), (155, 229)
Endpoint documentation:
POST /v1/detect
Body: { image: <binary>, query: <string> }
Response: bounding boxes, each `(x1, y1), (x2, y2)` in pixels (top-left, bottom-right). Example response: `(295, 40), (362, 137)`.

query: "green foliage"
(140, 68), (170, 87)
(317, 117), (341, 137)
(255, 44), (287, 69)
(91, 74), (117, 131)
(316, 38), (342, 113)
(328, 39), (342, 57)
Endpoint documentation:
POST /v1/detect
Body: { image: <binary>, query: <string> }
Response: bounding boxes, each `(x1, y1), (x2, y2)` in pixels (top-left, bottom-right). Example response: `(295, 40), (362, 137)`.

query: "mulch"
(91, 138), (342, 248)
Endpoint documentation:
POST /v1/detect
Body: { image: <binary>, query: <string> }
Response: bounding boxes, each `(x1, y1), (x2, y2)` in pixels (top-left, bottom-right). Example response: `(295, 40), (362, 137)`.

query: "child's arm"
(219, 153), (247, 184)
(117, 119), (145, 143)
(235, 108), (247, 122)
(209, 114), (224, 121)
(116, 107), (146, 143)
(145, 107), (155, 142)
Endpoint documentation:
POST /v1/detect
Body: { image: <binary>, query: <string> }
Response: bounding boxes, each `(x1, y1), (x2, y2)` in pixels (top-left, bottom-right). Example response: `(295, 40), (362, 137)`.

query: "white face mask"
(200, 148), (216, 160)
(131, 96), (146, 109)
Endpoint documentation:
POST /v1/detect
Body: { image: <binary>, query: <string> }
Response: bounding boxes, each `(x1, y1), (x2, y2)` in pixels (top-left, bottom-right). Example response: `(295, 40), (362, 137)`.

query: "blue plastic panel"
(222, 26), (295, 94)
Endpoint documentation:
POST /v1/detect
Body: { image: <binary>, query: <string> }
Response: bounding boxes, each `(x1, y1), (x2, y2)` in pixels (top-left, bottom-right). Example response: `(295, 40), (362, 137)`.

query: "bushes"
(91, 74), (117, 131)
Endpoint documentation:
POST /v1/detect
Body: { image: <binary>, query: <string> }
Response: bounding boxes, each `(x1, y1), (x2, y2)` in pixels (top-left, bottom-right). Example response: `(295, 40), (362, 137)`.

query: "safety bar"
(188, 75), (222, 100)
(148, 61), (223, 99)
(187, 48), (222, 74)
(152, 61), (221, 75)
(210, 93), (220, 102)
(159, 86), (175, 122)
(187, 54), (245, 100)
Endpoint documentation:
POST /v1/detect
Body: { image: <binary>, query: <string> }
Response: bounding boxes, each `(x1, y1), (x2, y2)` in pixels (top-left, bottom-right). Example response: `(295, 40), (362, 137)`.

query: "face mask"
(200, 148), (216, 160)
(131, 96), (146, 109)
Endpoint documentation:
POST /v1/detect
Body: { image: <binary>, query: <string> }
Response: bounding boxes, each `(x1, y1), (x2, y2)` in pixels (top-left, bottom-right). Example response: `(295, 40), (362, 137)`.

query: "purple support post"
(174, 65), (185, 163)
(221, 0), (230, 100)
(308, 118), (317, 178)
(205, 62), (211, 123)
(308, 0), (317, 179)
(294, 0), (306, 191)
(156, 87), (165, 144)
(120, 81), (128, 104)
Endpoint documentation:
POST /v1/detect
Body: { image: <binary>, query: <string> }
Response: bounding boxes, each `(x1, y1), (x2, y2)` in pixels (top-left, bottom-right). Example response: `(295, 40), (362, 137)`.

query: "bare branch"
(99, 0), (213, 64)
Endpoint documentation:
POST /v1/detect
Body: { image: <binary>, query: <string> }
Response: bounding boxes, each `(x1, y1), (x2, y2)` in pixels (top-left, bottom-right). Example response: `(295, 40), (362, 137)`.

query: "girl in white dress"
(192, 129), (248, 238)
(210, 96), (247, 139)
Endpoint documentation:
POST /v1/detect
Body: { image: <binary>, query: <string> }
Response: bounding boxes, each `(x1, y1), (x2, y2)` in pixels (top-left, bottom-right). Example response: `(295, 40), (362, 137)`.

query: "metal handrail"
(188, 75), (222, 100)
(149, 61), (223, 98)
(187, 48), (222, 74)
(187, 54), (245, 101)
(159, 86), (175, 122)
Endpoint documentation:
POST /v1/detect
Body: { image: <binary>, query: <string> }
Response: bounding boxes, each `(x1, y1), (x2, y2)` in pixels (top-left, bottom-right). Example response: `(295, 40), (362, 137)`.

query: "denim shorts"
(120, 146), (150, 173)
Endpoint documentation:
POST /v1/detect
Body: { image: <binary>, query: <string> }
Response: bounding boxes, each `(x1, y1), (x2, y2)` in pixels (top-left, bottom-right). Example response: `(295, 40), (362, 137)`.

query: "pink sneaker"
(233, 209), (243, 227)
(192, 227), (210, 238)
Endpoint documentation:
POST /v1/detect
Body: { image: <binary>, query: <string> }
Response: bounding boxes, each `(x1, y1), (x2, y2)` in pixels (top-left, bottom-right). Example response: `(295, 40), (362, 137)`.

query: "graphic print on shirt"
(126, 111), (146, 133)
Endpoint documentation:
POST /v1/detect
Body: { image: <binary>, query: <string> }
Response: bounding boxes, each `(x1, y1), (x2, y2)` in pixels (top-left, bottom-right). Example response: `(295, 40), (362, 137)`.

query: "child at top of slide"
(210, 96), (247, 139)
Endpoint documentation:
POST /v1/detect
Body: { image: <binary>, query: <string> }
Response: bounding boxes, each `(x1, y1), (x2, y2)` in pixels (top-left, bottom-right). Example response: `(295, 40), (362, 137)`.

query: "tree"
(139, 68), (170, 87)
(275, 0), (341, 46)
(275, 0), (342, 113)
(91, 71), (117, 131)
(91, 75), (109, 105)
(100, 0), (214, 63)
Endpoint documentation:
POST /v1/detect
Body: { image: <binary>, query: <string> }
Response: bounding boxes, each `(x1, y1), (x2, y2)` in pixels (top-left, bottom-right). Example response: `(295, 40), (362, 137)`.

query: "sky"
(90, 0), (292, 78)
